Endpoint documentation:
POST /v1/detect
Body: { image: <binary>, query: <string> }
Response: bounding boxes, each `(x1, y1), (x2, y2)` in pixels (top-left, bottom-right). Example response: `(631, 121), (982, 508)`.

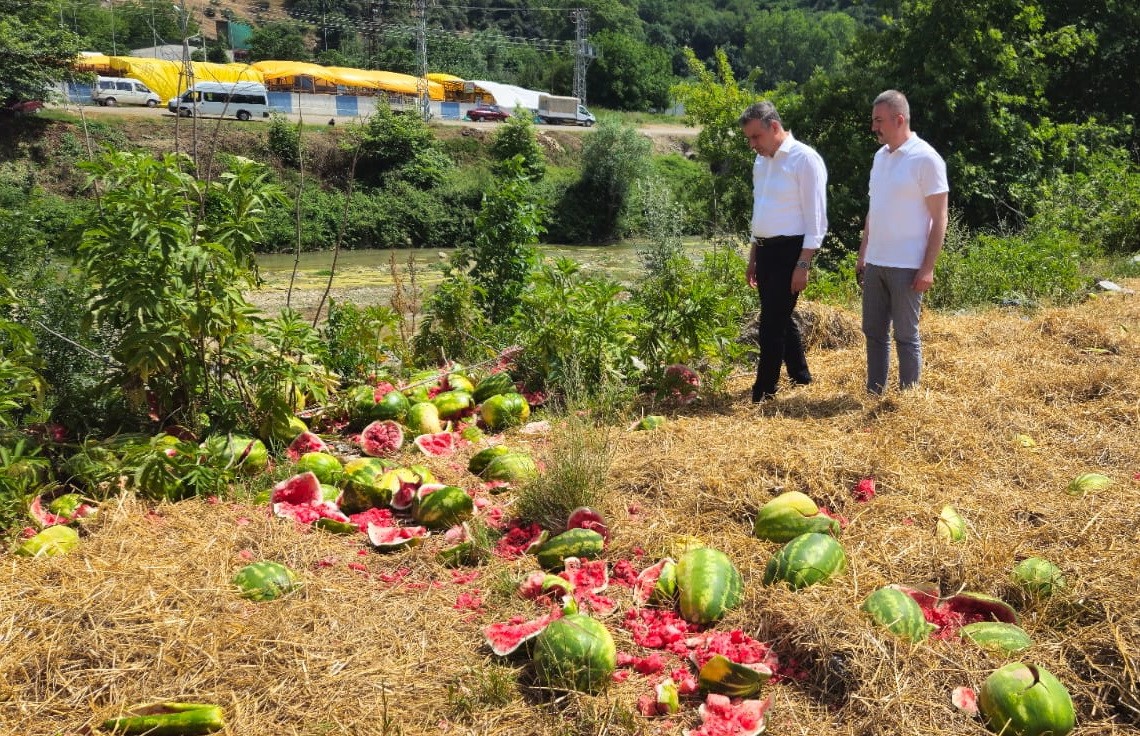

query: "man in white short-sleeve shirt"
(856, 89), (948, 394)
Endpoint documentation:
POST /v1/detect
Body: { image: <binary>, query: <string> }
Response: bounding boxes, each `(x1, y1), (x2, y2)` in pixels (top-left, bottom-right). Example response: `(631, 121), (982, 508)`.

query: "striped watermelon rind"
(675, 547), (744, 625)
(762, 532), (847, 590)
(752, 491), (839, 543)
(936, 504), (967, 542)
(468, 445), (512, 475)
(412, 485), (474, 529)
(532, 613), (617, 694)
(697, 654), (771, 697)
(979, 662), (1075, 736)
(480, 393), (531, 432)
(232, 561), (301, 602)
(432, 390), (474, 419)
(481, 453), (538, 483)
(959, 622), (1033, 653)
(473, 371), (515, 404)
(15, 524), (81, 557)
(861, 587), (934, 642)
(1012, 557), (1066, 597)
(534, 528), (605, 571)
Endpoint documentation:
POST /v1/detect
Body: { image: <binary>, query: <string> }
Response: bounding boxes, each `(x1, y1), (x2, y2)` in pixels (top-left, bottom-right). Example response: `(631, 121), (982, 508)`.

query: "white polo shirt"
(751, 132), (828, 250)
(865, 132), (948, 269)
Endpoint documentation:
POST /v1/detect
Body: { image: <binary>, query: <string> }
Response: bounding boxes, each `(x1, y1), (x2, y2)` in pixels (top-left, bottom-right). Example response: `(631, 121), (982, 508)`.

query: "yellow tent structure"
(73, 54), (114, 75)
(97, 57), (262, 103)
(426, 73), (492, 102)
(74, 56), (445, 106)
(251, 60), (342, 92)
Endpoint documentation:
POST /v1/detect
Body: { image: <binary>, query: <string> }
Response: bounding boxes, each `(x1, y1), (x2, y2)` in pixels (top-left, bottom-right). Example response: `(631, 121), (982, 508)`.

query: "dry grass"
(2, 285), (1138, 735)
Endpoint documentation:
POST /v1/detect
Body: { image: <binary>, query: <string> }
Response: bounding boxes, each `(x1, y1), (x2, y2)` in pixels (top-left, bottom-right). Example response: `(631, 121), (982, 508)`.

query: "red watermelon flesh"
(391, 478), (436, 512)
(685, 694), (772, 736)
(623, 608), (703, 654)
(273, 500), (349, 525)
(271, 472), (350, 524)
(952, 686), (979, 715)
(359, 420), (404, 457)
(687, 630), (779, 674)
(561, 557), (609, 593)
(895, 584), (1017, 639)
(349, 507), (396, 532)
(493, 521), (547, 559)
(483, 610), (563, 656)
(566, 506), (609, 540)
(414, 432), (458, 457)
(366, 523), (427, 548)
(29, 495), (96, 528)
(633, 559), (673, 605)
(286, 431), (329, 462)
(270, 472), (322, 505)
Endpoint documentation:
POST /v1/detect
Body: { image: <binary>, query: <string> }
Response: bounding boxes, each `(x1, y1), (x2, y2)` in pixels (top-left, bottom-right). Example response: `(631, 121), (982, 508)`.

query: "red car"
(466, 104), (510, 122)
(3, 99), (44, 114)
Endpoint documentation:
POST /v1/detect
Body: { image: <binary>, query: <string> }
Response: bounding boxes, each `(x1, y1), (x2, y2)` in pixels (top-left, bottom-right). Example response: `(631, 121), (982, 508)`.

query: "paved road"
(56, 102), (698, 138)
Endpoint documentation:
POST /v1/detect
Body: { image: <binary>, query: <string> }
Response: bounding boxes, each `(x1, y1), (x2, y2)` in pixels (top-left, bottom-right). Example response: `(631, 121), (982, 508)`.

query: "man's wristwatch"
(795, 260), (811, 270)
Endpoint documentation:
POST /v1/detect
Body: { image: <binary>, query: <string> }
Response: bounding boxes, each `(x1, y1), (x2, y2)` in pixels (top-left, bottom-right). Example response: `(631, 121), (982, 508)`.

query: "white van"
(92, 76), (161, 107)
(167, 82), (270, 121)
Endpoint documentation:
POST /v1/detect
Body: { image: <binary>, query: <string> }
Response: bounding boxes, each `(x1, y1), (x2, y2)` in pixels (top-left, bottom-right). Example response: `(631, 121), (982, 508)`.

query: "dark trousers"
(753, 235), (811, 399)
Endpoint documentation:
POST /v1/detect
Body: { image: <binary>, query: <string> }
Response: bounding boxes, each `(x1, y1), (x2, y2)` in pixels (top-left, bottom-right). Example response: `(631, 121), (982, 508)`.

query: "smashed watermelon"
(684, 694), (772, 736)
(483, 610), (563, 656)
(566, 506), (609, 540)
(286, 431), (330, 462)
(366, 522), (427, 550)
(29, 494), (97, 528)
(413, 432), (458, 457)
(359, 420), (405, 457)
(270, 472), (349, 525)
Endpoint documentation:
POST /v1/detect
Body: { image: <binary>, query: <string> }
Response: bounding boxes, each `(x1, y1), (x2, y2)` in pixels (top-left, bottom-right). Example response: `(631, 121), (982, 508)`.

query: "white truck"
(536, 94), (596, 126)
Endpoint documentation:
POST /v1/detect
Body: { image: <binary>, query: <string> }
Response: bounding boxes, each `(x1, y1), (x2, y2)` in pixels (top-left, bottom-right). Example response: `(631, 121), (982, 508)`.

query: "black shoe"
(791, 373), (812, 386)
(752, 390), (775, 403)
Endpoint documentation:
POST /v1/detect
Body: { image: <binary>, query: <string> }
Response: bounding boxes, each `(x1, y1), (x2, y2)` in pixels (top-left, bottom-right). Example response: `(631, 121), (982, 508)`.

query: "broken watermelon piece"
(483, 610), (563, 656)
(684, 693), (772, 736)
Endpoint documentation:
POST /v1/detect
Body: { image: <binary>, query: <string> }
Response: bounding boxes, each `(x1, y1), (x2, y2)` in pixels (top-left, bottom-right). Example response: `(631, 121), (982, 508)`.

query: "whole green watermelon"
(675, 547), (744, 624)
(533, 614), (617, 693)
(762, 532), (847, 590)
(232, 561), (301, 602)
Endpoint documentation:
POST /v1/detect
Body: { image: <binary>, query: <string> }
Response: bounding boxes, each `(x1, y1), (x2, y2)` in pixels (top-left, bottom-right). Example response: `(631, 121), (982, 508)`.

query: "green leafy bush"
(321, 300), (402, 383)
(489, 114), (546, 182)
(464, 157), (544, 322)
(76, 151), (286, 431)
(266, 113), (303, 168)
(929, 229), (1089, 309)
(510, 258), (639, 395)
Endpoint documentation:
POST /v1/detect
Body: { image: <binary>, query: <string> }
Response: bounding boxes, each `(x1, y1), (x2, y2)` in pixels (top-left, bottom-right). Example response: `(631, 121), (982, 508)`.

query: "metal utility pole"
(571, 8), (593, 104)
(109, 0), (117, 55)
(415, 0), (430, 120)
(320, 0), (328, 52)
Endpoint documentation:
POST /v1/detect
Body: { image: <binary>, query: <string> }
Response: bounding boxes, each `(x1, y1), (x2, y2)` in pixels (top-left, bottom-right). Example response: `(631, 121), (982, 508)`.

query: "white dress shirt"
(750, 132), (828, 250)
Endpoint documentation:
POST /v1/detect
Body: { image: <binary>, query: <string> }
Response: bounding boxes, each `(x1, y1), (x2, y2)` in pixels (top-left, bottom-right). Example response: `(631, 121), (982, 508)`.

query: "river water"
(251, 241), (723, 317)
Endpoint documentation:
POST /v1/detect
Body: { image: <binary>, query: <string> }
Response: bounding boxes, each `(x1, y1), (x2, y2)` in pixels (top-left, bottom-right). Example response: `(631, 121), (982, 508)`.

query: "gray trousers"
(861, 264), (923, 394)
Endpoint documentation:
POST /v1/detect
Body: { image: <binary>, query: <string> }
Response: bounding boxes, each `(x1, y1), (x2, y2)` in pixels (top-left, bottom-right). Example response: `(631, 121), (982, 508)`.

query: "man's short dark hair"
(738, 101), (782, 127)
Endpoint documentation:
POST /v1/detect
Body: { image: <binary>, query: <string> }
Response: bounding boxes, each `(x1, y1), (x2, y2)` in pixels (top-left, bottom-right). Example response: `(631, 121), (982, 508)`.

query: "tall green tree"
(0, 0), (83, 105)
(466, 157), (544, 323)
(742, 9), (858, 90)
(587, 30), (673, 111)
(671, 48), (760, 234)
(247, 21), (311, 62)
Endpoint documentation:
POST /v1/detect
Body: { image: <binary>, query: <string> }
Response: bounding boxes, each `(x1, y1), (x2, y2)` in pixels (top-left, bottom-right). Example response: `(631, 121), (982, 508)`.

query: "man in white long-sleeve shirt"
(739, 101), (828, 402)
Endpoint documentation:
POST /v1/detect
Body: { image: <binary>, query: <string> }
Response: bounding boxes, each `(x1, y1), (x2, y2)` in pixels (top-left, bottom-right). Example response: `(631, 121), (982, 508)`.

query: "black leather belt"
(755, 235), (804, 247)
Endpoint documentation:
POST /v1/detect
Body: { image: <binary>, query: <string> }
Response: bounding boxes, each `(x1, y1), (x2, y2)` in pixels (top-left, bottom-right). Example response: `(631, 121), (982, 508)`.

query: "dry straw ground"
(1, 284), (1137, 736)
